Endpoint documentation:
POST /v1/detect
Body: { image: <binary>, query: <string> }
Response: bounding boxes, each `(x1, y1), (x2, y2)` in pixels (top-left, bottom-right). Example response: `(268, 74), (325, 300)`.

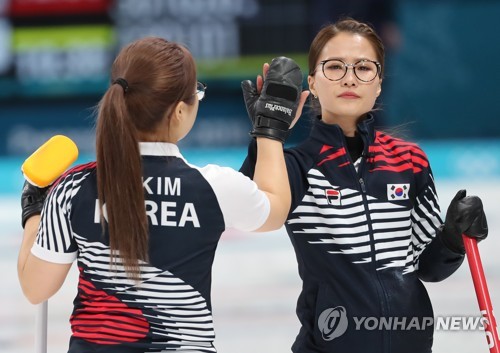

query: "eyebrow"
(322, 56), (377, 62)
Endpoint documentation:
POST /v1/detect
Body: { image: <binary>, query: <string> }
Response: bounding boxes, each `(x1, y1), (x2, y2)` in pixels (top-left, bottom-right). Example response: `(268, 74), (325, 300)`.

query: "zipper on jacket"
(359, 177), (366, 193)
(355, 138), (391, 353)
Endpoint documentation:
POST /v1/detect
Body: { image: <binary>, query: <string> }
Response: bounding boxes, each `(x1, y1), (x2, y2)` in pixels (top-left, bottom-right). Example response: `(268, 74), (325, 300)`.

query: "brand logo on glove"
(264, 103), (292, 116)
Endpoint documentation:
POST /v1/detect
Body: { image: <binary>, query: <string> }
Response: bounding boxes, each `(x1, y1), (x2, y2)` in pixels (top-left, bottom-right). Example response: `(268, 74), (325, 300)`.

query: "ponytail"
(96, 84), (148, 279)
(94, 37), (198, 280)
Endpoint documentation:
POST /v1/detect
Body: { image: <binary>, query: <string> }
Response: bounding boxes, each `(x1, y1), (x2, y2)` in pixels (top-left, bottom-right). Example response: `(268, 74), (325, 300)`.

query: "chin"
(329, 110), (362, 120)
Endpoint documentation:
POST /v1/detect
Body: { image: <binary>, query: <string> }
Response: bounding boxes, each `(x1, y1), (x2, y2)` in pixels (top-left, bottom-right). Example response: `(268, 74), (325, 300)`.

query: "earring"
(313, 94), (318, 99)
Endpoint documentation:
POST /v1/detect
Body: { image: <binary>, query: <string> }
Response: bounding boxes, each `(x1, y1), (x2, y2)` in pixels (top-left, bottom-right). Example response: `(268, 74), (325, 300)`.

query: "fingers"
(256, 63), (270, 94)
(241, 80), (258, 109)
(457, 194), (488, 240)
(452, 189), (467, 203)
(290, 90), (310, 129)
(299, 90), (310, 107)
(461, 195), (483, 209)
(256, 75), (263, 93)
(241, 79), (257, 95)
(463, 211), (488, 240)
(458, 195), (483, 218)
(263, 62), (269, 78)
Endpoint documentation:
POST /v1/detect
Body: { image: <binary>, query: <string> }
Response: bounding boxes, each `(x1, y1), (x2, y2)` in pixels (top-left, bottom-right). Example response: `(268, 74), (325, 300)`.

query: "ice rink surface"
(2, 179), (499, 353)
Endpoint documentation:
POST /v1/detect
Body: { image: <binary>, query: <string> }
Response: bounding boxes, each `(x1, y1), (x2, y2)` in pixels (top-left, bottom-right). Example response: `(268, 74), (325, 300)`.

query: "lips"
(338, 92), (360, 98)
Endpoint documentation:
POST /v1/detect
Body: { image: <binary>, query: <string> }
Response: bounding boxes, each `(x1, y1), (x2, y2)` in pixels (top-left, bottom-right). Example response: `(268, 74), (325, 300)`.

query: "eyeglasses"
(194, 81), (207, 101)
(315, 59), (381, 82)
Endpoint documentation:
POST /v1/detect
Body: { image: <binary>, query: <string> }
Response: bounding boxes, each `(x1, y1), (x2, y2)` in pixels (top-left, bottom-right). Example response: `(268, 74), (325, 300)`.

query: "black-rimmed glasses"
(315, 59), (381, 82)
(195, 81), (207, 101)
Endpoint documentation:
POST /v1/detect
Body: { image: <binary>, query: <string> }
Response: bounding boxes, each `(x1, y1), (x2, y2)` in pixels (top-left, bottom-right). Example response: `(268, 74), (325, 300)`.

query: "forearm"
(239, 139), (257, 178)
(18, 216), (70, 304)
(239, 56), (304, 231)
(18, 216), (43, 303)
(417, 234), (465, 282)
(254, 138), (291, 231)
(18, 216), (40, 278)
(418, 188), (488, 282)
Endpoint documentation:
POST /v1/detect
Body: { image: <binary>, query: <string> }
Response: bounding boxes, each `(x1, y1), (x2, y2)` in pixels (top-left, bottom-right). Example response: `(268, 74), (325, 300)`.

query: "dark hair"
(96, 37), (197, 279)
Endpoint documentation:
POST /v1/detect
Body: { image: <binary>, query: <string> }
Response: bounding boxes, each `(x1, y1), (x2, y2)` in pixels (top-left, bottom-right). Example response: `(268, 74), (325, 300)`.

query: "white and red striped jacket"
(241, 115), (464, 353)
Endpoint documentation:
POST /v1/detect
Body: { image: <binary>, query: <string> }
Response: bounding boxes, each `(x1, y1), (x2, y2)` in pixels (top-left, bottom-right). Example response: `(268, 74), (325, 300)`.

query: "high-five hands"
(241, 57), (309, 143)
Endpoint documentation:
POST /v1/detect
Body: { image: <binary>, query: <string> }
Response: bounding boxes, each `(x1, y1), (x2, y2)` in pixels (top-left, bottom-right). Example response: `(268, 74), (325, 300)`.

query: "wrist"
(439, 225), (465, 254)
(251, 127), (289, 143)
(256, 136), (285, 146)
(22, 209), (42, 229)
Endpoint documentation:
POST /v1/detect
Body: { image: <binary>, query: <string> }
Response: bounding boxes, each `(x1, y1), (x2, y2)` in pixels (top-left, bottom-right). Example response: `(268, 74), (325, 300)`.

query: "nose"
(342, 67), (357, 87)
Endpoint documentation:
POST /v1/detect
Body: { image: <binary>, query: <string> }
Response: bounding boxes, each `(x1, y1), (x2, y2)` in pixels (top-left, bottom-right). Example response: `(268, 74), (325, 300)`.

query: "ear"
(376, 79), (382, 97)
(170, 100), (187, 125)
(307, 75), (316, 98)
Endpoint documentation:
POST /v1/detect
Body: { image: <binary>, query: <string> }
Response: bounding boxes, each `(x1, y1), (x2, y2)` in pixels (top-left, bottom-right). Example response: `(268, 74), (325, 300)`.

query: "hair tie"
(112, 78), (129, 93)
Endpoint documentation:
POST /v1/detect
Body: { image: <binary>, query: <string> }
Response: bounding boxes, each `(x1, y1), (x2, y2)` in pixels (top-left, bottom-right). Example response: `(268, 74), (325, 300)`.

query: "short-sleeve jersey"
(32, 142), (270, 353)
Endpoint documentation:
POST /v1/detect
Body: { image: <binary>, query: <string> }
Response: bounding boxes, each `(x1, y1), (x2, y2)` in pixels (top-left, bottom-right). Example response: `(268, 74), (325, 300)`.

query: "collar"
(139, 142), (184, 158)
(309, 114), (376, 147)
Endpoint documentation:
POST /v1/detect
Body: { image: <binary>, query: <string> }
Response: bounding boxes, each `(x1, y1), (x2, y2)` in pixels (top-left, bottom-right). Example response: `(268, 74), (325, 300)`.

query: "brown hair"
(308, 18), (385, 78)
(96, 37), (197, 279)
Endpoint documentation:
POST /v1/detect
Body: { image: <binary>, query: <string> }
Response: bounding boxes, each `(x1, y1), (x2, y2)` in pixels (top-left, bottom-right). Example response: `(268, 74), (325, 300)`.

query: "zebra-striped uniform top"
(32, 142), (270, 353)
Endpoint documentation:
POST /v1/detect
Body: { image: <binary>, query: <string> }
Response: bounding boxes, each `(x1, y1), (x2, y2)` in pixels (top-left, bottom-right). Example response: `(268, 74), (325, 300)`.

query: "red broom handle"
(463, 235), (500, 353)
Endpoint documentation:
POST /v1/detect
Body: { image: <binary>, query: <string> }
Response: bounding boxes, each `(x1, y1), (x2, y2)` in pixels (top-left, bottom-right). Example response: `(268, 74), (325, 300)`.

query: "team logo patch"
(325, 188), (341, 206)
(387, 184), (409, 200)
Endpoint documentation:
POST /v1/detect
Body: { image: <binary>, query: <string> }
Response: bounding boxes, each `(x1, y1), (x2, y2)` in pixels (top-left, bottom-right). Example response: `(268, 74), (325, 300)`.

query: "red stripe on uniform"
(318, 147), (347, 166)
(71, 269), (149, 344)
(369, 165), (423, 173)
(376, 132), (417, 146)
(70, 317), (149, 331)
(320, 144), (334, 154)
(372, 133), (429, 171)
(50, 162), (97, 191)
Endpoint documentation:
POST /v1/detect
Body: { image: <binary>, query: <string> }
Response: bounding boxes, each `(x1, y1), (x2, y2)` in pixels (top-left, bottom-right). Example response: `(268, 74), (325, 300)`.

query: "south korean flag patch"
(387, 184), (410, 200)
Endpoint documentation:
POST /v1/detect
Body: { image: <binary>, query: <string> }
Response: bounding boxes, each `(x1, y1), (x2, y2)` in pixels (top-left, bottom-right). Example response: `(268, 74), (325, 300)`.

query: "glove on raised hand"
(21, 181), (50, 228)
(440, 189), (488, 254)
(241, 56), (303, 143)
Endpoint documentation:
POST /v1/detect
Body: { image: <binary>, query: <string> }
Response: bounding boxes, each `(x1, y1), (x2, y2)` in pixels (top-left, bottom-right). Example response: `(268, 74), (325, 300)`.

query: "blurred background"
(1, 0), (499, 352)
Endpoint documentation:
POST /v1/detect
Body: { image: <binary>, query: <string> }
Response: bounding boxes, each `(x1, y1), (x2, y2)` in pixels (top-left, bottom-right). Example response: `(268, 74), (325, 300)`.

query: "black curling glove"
(440, 189), (488, 254)
(241, 56), (303, 143)
(21, 181), (49, 228)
